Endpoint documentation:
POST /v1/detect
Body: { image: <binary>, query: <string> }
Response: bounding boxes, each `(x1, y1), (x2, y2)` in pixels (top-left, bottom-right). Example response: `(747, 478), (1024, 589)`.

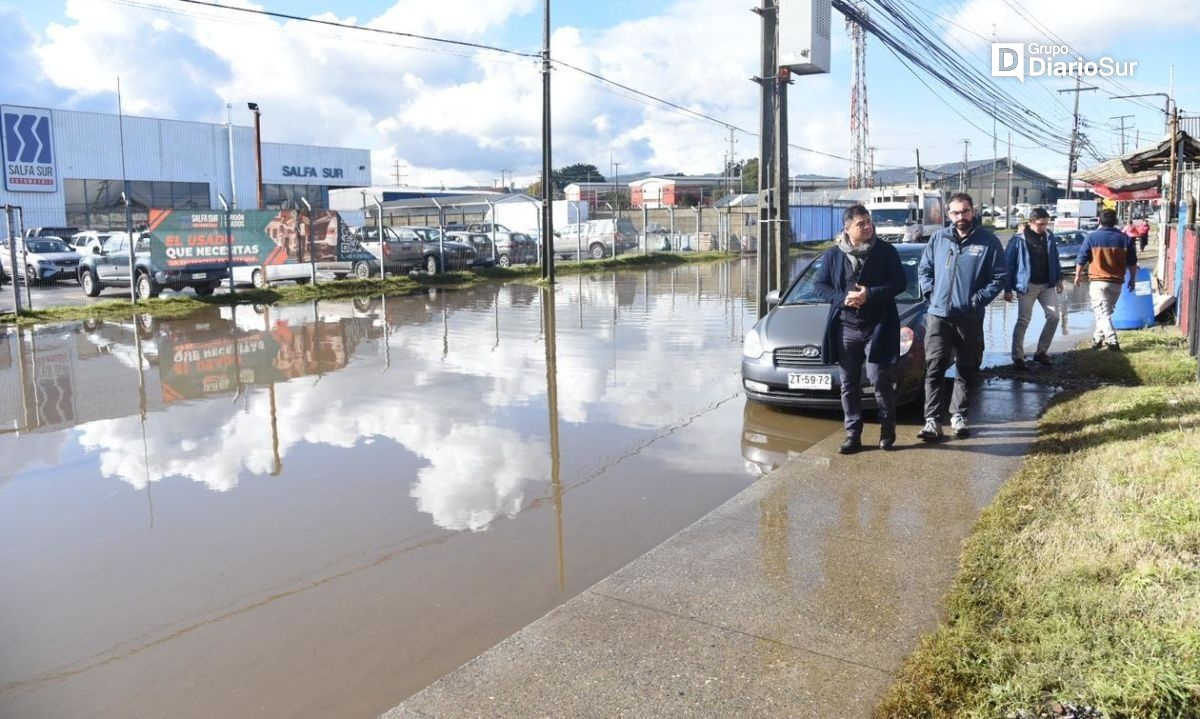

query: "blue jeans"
(839, 324), (897, 439)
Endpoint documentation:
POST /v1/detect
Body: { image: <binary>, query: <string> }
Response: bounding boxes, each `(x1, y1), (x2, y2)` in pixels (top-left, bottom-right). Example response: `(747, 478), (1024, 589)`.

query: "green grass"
(877, 332), (1200, 718)
(0, 251), (735, 327)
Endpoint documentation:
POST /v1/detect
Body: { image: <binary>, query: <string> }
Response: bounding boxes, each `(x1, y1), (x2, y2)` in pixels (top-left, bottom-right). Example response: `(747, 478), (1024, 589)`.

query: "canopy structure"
(1077, 130), (1200, 200)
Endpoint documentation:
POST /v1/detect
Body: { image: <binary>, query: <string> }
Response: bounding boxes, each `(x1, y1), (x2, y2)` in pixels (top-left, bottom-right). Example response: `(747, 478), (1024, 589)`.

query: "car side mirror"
(92, 245), (102, 255)
(765, 290), (781, 307)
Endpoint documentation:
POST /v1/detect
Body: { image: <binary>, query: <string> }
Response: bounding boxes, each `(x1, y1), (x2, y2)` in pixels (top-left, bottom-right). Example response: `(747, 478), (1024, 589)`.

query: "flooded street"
(0, 256), (1104, 718)
(0, 259), (840, 719)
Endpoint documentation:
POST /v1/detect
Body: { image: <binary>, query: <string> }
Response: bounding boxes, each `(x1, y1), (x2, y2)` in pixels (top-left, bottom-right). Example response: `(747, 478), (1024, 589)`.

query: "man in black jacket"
(813, 205), (908, 454)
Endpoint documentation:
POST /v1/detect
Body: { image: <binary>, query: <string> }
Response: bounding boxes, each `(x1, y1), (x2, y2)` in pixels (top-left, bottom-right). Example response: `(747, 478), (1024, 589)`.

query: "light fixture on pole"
(247, 102), (264, 209)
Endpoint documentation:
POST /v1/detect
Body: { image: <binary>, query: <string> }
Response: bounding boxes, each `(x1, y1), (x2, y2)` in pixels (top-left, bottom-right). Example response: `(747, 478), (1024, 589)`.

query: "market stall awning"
(1077, 129), (1200, 200)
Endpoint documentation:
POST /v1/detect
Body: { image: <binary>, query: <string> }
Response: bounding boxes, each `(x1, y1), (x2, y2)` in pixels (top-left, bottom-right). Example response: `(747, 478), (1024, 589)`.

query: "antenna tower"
(847, 2), (870, 188)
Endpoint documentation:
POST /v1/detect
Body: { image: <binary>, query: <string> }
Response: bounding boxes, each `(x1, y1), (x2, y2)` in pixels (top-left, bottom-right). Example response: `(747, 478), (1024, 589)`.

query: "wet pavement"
(385, 378), (1058, 719)
(0, 259), (841, 719)
(0, 256), (1103, 718)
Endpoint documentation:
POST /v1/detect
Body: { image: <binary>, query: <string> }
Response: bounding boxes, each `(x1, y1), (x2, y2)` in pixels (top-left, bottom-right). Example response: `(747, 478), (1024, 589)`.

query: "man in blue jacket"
(1003, 207), (1062, 369)
(813, 204), (908, 454)
(917, 192), (1007, 441)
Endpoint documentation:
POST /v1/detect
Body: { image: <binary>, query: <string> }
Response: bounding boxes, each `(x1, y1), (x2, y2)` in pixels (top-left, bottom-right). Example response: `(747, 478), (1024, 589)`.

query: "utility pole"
(867, 145), (876, 187)
(1006, 132), (1014, 228)
(539, 0), (554, 282)
(1059, 76), (1098, 200)
(960, 139), (970, 195)
(754, 0), (779, 318)
(915, 148), (922, 188)
(613, 161), (621, 219)
(1109, 115), (1134, 155)
(990, 108), (997, 213)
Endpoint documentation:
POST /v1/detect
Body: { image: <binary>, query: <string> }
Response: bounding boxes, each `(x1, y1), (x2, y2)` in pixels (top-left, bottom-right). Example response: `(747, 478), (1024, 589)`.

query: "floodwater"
(0, 259), (842, 719)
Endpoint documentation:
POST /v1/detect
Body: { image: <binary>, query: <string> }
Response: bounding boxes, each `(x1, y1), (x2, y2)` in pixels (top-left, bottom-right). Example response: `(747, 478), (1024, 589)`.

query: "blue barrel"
(1112, 267), (1155, 329)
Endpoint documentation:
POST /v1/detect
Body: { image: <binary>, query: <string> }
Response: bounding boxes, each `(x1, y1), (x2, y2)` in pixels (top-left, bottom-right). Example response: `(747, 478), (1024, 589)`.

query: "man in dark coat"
(813, 204), (908, 454)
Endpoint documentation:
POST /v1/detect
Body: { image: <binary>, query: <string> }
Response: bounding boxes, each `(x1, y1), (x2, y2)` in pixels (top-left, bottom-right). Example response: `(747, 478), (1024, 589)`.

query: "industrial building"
(1, 103), (371, 232)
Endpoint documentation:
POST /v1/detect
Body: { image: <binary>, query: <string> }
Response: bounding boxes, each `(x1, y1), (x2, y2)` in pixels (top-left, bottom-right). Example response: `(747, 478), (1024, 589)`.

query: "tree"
(739, 158), (759, 193)
(556, 163), (606, 188)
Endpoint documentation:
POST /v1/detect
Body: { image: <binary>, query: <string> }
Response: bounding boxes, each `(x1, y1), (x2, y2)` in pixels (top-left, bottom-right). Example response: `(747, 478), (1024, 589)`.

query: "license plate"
(192, 272), (206, 279)
(788, 372), (832, 390)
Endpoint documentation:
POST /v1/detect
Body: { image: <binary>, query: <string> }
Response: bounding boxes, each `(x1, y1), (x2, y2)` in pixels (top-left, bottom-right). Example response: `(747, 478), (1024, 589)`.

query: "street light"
(247, 102), (264, 209)
(1110, 93), (1174, 134)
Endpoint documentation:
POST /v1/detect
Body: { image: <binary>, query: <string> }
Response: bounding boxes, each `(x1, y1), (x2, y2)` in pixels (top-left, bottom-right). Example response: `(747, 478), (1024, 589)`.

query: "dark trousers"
(923, 313), (983, 421)
(839, 324), (897, 438)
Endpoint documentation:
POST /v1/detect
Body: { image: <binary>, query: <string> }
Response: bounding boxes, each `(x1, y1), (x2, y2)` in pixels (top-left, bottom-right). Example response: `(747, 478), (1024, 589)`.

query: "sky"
(2, 0), (1199, 190)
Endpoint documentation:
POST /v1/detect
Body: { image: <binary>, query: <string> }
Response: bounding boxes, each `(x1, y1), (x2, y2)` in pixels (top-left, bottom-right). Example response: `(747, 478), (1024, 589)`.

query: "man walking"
(917, 192), (1006, 441)
(813, 204), (908, 454)
(1004, 207), (1062, 369)
(1075, 208), (1137, 350)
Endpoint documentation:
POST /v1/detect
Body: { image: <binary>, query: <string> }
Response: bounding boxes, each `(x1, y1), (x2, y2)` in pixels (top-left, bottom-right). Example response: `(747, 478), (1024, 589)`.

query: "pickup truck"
(77, 231), (228, 299)
(445, 223), (538, 268)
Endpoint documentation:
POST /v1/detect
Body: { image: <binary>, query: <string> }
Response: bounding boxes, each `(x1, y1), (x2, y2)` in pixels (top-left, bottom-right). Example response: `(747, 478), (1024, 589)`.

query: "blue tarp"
(789, 205), (841, 244)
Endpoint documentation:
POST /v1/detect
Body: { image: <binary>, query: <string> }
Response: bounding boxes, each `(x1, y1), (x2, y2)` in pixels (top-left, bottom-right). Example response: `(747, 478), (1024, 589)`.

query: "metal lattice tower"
(847, 2), (870, 188)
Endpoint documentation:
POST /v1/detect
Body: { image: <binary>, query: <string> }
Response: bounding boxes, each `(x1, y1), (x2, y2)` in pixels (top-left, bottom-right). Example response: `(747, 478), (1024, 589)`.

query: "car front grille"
(774, 346), (823, 367)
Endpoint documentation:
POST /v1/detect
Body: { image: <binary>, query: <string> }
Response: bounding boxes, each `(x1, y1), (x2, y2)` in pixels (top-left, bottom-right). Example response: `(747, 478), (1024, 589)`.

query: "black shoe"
(1012, 358), (1029, 370)
(1106, 342), (1121, 352)
(1033, 352), (1053, 366)
(1092, 339), (1105, 349)
(879, 427), (896, 450)
(838, 437), (862, 455)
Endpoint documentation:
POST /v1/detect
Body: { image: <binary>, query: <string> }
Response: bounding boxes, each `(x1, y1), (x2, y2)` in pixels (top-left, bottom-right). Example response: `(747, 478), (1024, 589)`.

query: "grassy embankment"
(0, 251), (733, 327)
(878, 329), (1200, 719)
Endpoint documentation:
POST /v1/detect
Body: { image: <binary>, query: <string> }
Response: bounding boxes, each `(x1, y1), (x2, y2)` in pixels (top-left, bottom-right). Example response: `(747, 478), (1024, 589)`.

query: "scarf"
(836, 232), (873, 276)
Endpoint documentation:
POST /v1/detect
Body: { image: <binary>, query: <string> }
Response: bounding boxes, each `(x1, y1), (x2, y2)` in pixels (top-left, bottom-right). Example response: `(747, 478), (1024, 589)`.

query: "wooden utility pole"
(1006, 132), (1014, 227)
(915, 148), (922, 188)
(1058, 76), (1098, 199)
(754, 0), (780, 318)
(1109, 115), (1134, 155)
(960, 139), (970, 194)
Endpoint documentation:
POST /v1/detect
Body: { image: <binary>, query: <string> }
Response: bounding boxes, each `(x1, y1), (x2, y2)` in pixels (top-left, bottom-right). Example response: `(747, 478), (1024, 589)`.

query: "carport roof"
(379, 193), (540, 212)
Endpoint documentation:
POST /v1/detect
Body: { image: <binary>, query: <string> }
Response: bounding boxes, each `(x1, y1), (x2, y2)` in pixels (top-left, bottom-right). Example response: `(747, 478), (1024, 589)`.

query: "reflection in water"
(1, 259), (827, 719)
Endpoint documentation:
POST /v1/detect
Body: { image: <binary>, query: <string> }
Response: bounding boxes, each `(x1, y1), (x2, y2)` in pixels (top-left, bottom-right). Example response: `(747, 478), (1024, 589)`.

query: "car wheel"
(251, 268), (268, 289)
(353, 261), (371, 280)
(425, 255), (439, 274)
(497, 254), (511, 268)
(589, 243), (606, 260)
(25, 265), (38, 285)
(81, 269), (102, 297)
(295, 276), (310, 285)
(194, 283), (216, 297)
(135, 271), (159, 300)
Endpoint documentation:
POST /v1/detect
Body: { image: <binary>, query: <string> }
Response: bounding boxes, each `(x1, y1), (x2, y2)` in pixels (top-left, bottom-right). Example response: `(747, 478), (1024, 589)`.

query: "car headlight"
(899, 326), (915, 356)
(743, 329), (764, 359)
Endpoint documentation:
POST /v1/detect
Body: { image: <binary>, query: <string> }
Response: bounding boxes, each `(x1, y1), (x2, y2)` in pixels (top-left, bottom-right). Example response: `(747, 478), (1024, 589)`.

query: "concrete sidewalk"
(383, 379), (1055, 719)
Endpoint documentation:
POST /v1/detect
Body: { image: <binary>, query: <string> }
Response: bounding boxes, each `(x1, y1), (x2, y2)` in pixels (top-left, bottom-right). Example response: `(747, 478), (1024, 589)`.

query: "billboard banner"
(146, 209), (374, 270)
(1, 105), (58, 193)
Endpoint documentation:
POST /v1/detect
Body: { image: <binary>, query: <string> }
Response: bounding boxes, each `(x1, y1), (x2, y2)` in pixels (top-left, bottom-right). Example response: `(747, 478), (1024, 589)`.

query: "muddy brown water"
(0, 257), (1104, 718)
(0, 259), (843, 719)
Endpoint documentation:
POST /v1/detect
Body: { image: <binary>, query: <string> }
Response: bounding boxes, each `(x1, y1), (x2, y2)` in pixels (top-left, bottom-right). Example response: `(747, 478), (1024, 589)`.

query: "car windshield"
(415, 228), (442, 242)
(782, 253), (923, 305)
(27, 240), (70, 253)
(870, 209), (909, 226)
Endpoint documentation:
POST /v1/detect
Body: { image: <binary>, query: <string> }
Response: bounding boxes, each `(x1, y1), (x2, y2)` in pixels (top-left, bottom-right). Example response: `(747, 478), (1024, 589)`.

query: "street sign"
(1, 105), (57, 193)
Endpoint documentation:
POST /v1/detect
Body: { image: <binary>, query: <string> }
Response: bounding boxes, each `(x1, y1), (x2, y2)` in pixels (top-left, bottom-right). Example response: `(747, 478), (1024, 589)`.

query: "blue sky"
(3, 0), (1198, 189)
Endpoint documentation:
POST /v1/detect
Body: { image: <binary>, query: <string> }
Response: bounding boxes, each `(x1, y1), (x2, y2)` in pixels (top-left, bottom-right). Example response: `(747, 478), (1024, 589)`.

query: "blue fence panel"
(789, 205), (841, 244)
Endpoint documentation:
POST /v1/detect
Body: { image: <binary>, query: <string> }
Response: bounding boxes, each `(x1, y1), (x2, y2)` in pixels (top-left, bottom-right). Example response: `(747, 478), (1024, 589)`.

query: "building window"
(63, 179), (211, 229)
(261, 184), (328, 210)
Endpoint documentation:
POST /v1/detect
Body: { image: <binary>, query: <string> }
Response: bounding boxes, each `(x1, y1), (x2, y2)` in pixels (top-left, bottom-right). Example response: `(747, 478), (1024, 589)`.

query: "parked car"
(315, 223), (381, 280)
(232, 261), (313, 288)
(77, 231), (228, 298)
(1055, 229), (1088, 272)
(70, 230), (115, 253)
(0, 236), (82, 284)
(553, 218), (640, 260)
(446, 222), (538, 267)
(401, 226), (480, 272)
(25, 226), (80, 239)
(1079, 216), (1100, 230)
(741, 244), (927, 409)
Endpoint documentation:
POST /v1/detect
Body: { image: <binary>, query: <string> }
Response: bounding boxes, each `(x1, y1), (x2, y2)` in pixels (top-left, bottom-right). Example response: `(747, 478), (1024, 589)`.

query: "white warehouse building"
(1, 103), (371, 232)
